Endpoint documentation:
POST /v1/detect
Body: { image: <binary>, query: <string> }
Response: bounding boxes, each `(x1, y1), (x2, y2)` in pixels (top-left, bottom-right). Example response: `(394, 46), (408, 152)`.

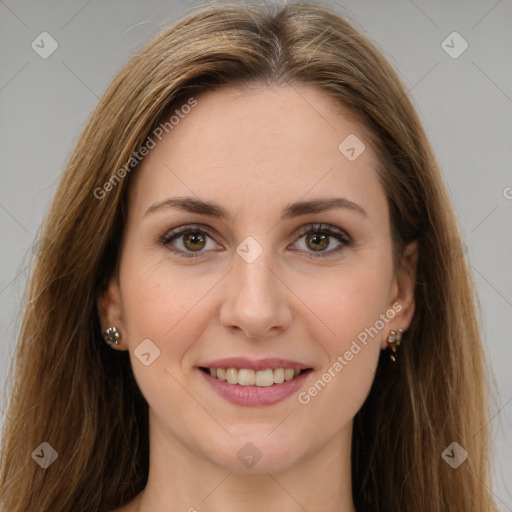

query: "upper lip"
(199, 357), (311, 371)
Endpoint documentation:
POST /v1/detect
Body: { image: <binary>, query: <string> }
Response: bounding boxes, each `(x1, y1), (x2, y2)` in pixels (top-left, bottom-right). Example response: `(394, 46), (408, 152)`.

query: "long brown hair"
(0, 2), (499, 510)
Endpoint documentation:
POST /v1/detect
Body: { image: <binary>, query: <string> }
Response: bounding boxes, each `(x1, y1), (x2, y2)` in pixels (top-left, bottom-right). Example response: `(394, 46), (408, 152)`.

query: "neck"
(136, 411), (356, 512)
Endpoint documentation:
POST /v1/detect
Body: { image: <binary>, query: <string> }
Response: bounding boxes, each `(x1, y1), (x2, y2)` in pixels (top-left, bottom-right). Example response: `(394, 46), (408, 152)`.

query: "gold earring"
(386, 328), (403, 363)
(102, 326), (121, 346)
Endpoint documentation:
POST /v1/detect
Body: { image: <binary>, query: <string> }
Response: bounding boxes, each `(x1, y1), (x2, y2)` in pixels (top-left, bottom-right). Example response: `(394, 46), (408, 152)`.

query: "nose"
(219, 248), (293, 339)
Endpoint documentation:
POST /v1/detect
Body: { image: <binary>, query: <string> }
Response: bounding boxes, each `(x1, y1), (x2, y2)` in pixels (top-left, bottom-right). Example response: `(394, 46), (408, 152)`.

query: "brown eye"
(182, 232), (207, 251)
(305, 233), (330, 251)
(160, 224), (220, 258)
(292, 223), (351, 258)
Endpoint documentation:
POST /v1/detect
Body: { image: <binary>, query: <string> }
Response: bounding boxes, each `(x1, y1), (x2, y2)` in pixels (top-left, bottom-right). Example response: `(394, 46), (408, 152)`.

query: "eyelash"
(159, 223), (352, 259)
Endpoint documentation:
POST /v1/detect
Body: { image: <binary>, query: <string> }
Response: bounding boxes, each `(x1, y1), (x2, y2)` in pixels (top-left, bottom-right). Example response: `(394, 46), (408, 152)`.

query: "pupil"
(308, 233), (328, 251)
(184, 233), (205, 251)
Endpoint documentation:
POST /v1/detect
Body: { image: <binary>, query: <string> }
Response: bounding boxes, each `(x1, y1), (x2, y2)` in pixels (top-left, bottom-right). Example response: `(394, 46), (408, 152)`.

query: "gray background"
(1, 0), (511, 508)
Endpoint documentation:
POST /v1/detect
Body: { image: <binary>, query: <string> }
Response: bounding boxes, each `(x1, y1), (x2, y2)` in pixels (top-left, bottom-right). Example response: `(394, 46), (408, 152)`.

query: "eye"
(291, 223), (351, 257)
(160, 222), (351, 259)
(160, 224), (220, 258)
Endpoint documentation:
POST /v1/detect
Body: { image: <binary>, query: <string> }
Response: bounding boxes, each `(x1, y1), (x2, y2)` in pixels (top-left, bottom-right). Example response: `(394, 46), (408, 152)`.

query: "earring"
(386, 328), (403, 363)
(103, 326), (121, 346)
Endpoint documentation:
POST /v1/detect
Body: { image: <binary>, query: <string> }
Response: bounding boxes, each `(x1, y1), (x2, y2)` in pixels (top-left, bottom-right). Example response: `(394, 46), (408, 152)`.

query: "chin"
(202, 431), (310, 474)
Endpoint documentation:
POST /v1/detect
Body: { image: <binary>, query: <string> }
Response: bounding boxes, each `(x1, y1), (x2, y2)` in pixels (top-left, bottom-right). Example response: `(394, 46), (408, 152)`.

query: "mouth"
(198, 359), (314, 407)
(199, 367), (312, 387)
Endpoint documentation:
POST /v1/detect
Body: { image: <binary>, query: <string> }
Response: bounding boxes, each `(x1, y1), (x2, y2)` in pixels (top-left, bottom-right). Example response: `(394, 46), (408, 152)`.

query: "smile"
(200, 367), (310, 386)
(198, 359), (314, 406)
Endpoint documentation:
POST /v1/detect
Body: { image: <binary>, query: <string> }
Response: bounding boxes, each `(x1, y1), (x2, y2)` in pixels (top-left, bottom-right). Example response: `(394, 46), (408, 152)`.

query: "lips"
(198, 357), (313, 406)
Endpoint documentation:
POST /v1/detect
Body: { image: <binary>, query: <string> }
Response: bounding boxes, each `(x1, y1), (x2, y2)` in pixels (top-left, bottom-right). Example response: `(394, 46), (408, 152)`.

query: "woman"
(0, 2), (499, 511)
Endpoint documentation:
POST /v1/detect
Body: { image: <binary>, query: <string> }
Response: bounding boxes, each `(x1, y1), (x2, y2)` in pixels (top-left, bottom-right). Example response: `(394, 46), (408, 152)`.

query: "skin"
(99, 84), (418, 512)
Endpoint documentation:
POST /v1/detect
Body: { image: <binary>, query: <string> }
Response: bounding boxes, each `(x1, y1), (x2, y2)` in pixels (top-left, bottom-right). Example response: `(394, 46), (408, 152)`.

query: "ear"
(97, 276), (128, 351)
(382, 240), (419, 349)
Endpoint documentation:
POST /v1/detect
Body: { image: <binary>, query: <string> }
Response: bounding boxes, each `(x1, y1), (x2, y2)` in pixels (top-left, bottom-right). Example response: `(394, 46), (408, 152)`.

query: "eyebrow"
(144, 196), (368, 220)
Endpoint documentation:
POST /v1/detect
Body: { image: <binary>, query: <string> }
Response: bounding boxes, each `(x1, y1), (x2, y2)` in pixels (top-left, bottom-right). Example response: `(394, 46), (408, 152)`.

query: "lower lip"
(199, 369), (312, 407)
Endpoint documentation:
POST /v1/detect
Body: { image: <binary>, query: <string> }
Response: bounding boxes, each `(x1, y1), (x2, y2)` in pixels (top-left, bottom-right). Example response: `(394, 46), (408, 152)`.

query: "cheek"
(118, 257), (214, 424)
(119, 251), (221, 359)
(305, 259), (392, 347)
(296, 348), (377, 451)
(295, 257), (392, 407)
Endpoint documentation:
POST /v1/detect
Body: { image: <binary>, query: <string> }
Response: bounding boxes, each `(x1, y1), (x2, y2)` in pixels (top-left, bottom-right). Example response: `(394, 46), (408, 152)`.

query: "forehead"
(128, 85), (386, 223)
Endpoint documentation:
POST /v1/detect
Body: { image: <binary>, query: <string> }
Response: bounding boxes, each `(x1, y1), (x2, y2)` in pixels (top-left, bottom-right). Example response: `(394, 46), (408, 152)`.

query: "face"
(98, 85), (417, 474)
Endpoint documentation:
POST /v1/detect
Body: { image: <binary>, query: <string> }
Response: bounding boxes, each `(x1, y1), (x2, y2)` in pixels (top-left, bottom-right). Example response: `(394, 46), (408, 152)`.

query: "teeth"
(238, 369), (255, 386)
(255, 369), (274, 387)
(207, 367), (305, 386)
(284, 368), (295, 381)
(225, 368), (238, 384)
(273, 368), (284, 384)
